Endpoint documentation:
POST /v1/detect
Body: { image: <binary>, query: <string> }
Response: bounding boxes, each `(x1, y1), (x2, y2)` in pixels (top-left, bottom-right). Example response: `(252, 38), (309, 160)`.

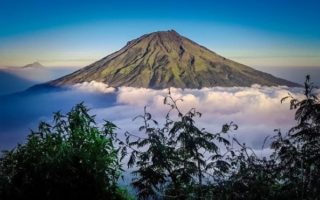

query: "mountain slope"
(51, 30), (299, 88)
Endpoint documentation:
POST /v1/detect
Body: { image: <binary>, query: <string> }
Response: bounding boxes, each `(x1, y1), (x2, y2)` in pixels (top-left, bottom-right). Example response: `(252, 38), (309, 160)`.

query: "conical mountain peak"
(51, 31), (299, 88)
(149, 29), (180, 36)
(125, 30), (184, 52)
(151, 30), (182, 40)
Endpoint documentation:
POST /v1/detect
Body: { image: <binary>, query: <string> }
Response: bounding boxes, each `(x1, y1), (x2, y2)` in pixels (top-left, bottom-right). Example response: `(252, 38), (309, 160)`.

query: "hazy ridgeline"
(0, 66), (79, 95)
(255, 66), (320, 86)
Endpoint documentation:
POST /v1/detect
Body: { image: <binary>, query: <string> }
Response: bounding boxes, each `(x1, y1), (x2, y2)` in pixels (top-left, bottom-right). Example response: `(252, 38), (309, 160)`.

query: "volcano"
(51, 30), (298, 88)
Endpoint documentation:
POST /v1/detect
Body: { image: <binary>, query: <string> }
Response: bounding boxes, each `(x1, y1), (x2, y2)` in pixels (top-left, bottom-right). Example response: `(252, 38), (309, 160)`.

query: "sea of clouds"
(0, 80), (312, 156)
(73, 81), (306, 151)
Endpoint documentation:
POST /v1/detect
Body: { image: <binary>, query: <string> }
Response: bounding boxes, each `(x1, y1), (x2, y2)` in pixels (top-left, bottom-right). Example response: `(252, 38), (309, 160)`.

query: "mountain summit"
(51, 30), (298, 88)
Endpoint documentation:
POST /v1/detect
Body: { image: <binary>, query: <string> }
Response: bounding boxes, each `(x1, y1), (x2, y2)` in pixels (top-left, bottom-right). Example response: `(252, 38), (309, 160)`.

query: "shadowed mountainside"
(0, 71), (36, 95)
(51, 30), (299, 88)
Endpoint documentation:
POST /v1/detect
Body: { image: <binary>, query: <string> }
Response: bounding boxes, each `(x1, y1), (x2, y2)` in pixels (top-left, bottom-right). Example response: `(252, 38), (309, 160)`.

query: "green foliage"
(210, 75), (320, 200)
(212, 141), (281, 200)
(0, 103), (129, 200)
(122, 90), (237, 199)
(271, 75), (320, 199)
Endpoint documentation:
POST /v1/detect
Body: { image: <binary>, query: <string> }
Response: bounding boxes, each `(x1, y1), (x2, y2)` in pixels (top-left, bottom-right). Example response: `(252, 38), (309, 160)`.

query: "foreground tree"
(122, 90), (237, 199)
(217, 75), (320, 200)
(0, 103), (131, 200)
(210, 140), (281, 200)
(214, 76), (320, 200)
(271, 75), (320, 199)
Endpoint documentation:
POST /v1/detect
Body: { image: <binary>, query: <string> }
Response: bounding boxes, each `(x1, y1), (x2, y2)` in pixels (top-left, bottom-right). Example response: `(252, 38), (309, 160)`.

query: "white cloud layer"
(72, 81), (115, 93)
(72, 81), (311, 150)
(2, 80), (316, 154)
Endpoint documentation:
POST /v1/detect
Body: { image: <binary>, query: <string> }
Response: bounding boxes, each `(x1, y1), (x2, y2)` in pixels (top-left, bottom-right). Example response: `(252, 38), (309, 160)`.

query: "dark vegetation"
(0, 104), (132, 200)
(0, 76), (319, 199)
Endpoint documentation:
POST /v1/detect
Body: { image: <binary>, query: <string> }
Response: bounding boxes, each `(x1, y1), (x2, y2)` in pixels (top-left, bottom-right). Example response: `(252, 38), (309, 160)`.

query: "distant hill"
(21, 61), (44, 69)
(0, 63), (79, 94)
(49, 30), (299, 88)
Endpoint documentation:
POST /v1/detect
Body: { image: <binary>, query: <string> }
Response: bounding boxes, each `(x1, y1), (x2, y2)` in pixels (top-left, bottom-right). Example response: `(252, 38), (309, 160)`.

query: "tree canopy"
(0, 103), (132, 200)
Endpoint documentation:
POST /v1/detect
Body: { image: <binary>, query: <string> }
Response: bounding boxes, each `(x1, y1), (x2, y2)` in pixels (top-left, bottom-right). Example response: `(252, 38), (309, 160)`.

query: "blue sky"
(0, 0), (319, 67)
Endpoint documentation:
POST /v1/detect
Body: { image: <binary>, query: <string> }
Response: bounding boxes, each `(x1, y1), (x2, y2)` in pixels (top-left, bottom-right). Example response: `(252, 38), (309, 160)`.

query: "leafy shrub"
(271, 75), (320, 199)
(121, 90), (237, 199)
(210, 75), (320, 200)
(0, 103), (130, 200)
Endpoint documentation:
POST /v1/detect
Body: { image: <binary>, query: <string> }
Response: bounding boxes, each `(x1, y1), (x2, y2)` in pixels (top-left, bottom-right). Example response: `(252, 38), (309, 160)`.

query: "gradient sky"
(0, 0), (319, 67)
